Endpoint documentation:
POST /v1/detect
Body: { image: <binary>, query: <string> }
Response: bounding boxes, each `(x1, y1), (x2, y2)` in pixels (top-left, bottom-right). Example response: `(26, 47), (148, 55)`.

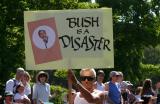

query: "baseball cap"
(121, 81), (133, 89)
(118, 71), (123, 76)
(109, 71), (120, 78)
(97, 70), (105, 76)
(5, 91), (13, 96)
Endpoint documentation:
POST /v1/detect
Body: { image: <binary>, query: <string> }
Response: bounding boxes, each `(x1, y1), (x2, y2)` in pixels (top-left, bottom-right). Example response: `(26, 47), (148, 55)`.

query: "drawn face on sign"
(38, 30), (48, 42)
(32, 25), (56, 49)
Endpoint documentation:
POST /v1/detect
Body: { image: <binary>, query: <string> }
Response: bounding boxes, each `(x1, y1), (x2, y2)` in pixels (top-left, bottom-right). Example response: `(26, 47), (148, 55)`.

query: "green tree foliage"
(143, 45), (160, 65)
(98, 0), (160, 81)
(54, 69), (67, 78)
(140, 63), (160, 84)
(50, 85), (67, 103)
(0, 0), (27, 84)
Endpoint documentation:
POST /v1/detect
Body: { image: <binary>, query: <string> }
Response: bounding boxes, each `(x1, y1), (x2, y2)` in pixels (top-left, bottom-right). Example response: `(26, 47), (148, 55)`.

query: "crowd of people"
(68, 68), (160, 104)
(1, 67), (160, 104)
(3, 67), (52, 104)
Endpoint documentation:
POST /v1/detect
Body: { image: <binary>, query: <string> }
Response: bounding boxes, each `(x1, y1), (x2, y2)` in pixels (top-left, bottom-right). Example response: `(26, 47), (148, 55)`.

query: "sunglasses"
(80, 76), (95, 81)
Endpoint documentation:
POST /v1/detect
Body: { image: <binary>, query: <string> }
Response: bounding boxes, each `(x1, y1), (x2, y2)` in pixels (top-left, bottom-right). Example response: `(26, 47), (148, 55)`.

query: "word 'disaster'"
(59, 35), (111, 51)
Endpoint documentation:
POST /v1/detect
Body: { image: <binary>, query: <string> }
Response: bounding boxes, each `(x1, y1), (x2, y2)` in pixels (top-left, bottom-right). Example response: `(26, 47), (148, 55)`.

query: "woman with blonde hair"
(22, 71), (31, 96)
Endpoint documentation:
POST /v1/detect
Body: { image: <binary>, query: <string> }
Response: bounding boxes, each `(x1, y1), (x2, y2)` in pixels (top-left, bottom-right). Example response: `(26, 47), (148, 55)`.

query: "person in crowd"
(0, 95), (2, 103)
(68, 68), (108, 104)
(22, 71), (31, 97)
(126, 81), (136, 104)
(14, 83), (31, 104)
(107, 71), (121, 104)
(4, 91), (13, 104)
(141, 79), (157, 104)
(64, 89), (77, 104)
(94, 70), (106, 91)
(32, 71), (51, 104)
(5, 67), (25, 94)
(0, 95), (1, 100)
(155, 81), (160, 104)
(117, 71), (124, 84)
(117, 71), (128, 103)
(134, 86), (144, 104)
(5, 67), (25, 104)
(70, 89), (77, 104)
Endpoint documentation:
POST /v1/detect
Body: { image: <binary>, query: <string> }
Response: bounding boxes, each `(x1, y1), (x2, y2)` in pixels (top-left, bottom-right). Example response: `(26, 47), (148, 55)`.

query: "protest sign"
(24, 8), (114, 70)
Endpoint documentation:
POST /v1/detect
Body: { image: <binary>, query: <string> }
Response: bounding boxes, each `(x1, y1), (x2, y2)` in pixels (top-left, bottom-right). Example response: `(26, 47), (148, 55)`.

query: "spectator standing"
(5, 67), (25, 104)
(126, 81), (136, 104)
(134, 86), (144, 104)
(141, 79), (156, 104)
(64, 89), (76, 104)
(94, 70), (106, 91)
(22, 71), (31, 96)
(32, 71), (51, 104)
(108, 71), (121, 104)
(4, 91), (13, 104)
(155, 81), (160, 104)
(5, 67), (25, 94)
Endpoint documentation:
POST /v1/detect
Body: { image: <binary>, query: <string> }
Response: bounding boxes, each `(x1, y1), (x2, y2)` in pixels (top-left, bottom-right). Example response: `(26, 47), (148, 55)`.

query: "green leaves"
(100, 0), (160, 82)
(54, 69), (67, 78)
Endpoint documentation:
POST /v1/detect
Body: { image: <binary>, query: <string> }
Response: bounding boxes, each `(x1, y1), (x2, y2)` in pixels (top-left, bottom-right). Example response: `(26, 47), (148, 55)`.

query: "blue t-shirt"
(108, 81), (121, 104)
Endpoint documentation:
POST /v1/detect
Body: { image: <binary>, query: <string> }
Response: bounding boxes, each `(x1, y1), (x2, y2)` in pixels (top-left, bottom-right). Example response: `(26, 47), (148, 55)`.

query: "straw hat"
(36, 71), (49, 82)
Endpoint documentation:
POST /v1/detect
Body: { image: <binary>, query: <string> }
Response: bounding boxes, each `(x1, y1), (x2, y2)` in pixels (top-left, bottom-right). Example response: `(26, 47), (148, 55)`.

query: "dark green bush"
(50, 85), (68, 104)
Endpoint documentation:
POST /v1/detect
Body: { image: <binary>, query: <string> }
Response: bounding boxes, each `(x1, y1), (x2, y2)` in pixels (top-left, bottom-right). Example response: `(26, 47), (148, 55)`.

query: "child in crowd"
(14, 83), (31, 104)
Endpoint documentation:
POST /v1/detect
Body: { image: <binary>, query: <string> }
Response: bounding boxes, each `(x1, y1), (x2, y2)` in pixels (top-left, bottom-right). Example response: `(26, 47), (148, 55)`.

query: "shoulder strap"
(12, 78), (16, 88)
(12, 78), (17, 94)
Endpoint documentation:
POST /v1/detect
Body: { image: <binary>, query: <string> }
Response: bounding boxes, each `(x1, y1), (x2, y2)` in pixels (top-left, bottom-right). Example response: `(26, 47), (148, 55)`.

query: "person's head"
(16, 83), (25, 94)
(37, 71), (49, 83)
(117, 71), (123, 82)
(38, 30), (47, 39)
(109, 71), (120, 82)
(143, 79), (152, 88)
(67, 89), (76, 104)
(80, 68), (96, 90)
(156, 81), (160, 89)
(126, 81), (133, 91)
(16, 67), (25, 81)
(97, 70), (105, 83)
(22, 71), (31, 84)
(142, 79), (153, 95)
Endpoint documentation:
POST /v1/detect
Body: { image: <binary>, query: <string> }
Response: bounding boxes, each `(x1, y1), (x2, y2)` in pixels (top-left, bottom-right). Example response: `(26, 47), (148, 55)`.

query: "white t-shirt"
(32, 82), (51, 104)
(14, 93), (29, 100)
(74, 90), (102, 104)
(96, 82), (105, 91)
